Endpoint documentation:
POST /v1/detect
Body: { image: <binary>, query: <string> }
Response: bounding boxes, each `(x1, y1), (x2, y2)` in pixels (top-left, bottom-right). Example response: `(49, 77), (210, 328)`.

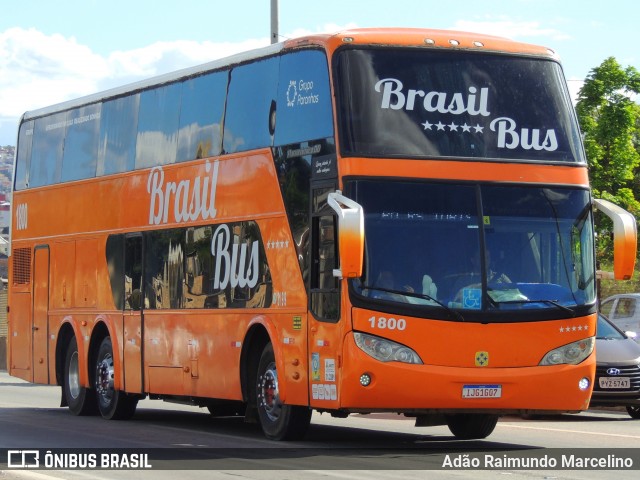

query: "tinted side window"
(30, 112), (66, 188)
(61, 104), (101, 182)
(310, 187), (340, 321)
(185, 223), (272, 309)
(14, 120), (33, 190)
(142, 222), (272, 310)
(616, 298), (636, 319)
(224, 57), (279, 153)
(144, 228), (184, 309)
(98, 95), (139, 175)
(177, 72), (227, 162)
(599, 300), (614, 317)
(106, 234), (125, 310)
(275, 50), (333, 146)
(136, 83), (181, 168)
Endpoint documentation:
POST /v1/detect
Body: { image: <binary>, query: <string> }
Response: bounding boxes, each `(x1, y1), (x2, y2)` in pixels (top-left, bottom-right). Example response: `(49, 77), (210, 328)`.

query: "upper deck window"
(224, 57), (279, 153)
(334, 48), (584, 163)
(136, 83), (182, 168)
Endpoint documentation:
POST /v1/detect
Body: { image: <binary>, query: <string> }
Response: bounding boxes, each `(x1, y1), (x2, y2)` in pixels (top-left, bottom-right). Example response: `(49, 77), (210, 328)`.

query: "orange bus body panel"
(10, 149), (310, 403)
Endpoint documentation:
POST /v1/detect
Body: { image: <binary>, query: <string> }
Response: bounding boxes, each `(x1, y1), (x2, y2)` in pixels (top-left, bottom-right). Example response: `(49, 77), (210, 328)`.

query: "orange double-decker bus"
(8, 28), (637, 440)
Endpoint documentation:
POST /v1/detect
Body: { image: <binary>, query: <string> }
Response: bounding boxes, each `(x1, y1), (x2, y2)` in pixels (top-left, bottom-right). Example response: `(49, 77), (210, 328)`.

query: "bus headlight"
(539, 337), (595, 365)
(354, 332), (423, 364)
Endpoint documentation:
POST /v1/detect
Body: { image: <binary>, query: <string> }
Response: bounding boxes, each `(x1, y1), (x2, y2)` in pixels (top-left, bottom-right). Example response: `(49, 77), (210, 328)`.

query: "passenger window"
(124, 236), (143, 311)
(224, 57), (279, 153)
(30, 112), (66, 187)
(98, 95), (139, 175)
(177, 71), (228, 162)
(136, 83), (182, 168)
(184, 223), (272, 309)
(144, 229), (184, 309)
(14, 120), (33, 190)
(106, 235), (125, 310)
(275, 50), (333, 146)
(61, 104), (101, 182)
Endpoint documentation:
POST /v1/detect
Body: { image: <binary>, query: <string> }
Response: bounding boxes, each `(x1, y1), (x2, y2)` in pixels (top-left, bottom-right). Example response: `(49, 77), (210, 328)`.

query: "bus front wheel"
(256, 343), (311, 440)
(95, 337), (138, 420)
(445, 413), (499, 439)
(63, 337), (97, 415)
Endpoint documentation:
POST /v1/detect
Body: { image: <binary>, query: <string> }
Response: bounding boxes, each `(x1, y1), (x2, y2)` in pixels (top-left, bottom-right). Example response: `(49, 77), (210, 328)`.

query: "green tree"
(575, 57), (640, 264)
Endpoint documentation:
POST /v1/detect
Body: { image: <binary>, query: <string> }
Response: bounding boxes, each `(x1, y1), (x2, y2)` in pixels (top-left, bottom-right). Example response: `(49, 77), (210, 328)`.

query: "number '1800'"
(15, 203), (28, 231)
(368, 316), (406, 331)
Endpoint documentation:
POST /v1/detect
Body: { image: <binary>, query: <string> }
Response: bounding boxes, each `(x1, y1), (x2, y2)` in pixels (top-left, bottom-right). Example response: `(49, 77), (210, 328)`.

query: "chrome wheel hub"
(258, 362), (282, 422)
(96, 353), (114, 403)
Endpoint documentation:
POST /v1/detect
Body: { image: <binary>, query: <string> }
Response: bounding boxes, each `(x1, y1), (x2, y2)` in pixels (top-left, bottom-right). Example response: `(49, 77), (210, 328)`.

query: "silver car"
(590, 314), (640, 418)
(600, 293), (640, 334)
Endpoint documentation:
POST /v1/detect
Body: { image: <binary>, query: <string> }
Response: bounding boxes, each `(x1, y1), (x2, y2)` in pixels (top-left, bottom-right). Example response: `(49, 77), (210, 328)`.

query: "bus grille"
(12, 248), (31, 285)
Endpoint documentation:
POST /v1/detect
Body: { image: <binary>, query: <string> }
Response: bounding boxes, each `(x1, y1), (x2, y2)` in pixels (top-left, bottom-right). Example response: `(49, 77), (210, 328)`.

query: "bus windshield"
(334, 48), (584, 163)
(349, 180), (596, 318)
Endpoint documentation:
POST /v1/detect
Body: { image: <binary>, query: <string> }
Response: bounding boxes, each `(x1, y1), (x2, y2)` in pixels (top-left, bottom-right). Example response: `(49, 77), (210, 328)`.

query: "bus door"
(308, 183), (343, 408)
(123, 234), (144, 394)
(32, 245), (50, 384)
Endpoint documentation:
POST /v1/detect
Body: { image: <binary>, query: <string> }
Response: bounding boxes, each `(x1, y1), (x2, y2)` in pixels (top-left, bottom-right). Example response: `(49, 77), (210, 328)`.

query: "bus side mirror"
(594, 198), (637, 280)
(327, 191), (364, 279)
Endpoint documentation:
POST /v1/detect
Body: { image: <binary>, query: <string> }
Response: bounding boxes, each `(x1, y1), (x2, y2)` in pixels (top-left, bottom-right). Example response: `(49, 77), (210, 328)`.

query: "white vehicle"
(600, 293), (640, 335)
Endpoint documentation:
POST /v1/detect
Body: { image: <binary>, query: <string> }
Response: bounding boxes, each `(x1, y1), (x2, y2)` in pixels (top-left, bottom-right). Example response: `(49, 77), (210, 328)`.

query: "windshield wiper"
(361, 286), (466, 322)
(488, 297), (576, 317)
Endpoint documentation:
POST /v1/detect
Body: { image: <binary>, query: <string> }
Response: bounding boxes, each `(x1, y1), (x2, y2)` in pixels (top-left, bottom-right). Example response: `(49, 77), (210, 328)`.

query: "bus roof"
(21, 27), (556, 123)
(285, 27), (555, 58)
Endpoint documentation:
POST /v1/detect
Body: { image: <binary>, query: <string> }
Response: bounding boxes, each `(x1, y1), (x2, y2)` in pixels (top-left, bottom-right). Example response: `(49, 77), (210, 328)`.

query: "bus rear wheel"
(256, 343), (311, 440)
(95, 337), (138, 420)
(63, 337), (97, 415)
(445, 413), (499, 439)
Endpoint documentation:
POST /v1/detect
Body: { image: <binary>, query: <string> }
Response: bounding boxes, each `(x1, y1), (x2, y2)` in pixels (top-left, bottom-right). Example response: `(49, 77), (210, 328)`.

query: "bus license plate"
(462, 385), (502, 398)
(599, 377), (630, 389)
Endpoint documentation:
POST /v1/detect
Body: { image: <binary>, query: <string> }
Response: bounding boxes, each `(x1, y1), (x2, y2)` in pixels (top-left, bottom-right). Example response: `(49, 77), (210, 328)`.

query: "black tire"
(95, 337), (138, 420)
(63, 337), (97, 415)
(445, 413), (499, 439)
(256, 343), (311, 440)
(626, 405), (640, 419)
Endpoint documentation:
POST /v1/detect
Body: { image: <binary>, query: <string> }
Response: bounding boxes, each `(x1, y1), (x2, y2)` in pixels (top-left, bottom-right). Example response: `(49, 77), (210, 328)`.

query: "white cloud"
(0, 27), (109, 117)
(105, 38), (269, 80)
(452, 17), (570, 42)
(283, 22), (359, 41)
(0, 27), (272, 121)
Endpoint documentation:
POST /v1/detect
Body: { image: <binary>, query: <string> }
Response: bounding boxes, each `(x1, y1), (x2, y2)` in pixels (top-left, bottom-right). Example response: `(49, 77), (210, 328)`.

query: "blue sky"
(0, 0), (638, 145)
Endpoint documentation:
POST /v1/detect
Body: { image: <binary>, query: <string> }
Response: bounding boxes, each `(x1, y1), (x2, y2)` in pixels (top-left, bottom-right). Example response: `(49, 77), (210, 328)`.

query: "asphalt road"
(1, 371), (640, 480)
